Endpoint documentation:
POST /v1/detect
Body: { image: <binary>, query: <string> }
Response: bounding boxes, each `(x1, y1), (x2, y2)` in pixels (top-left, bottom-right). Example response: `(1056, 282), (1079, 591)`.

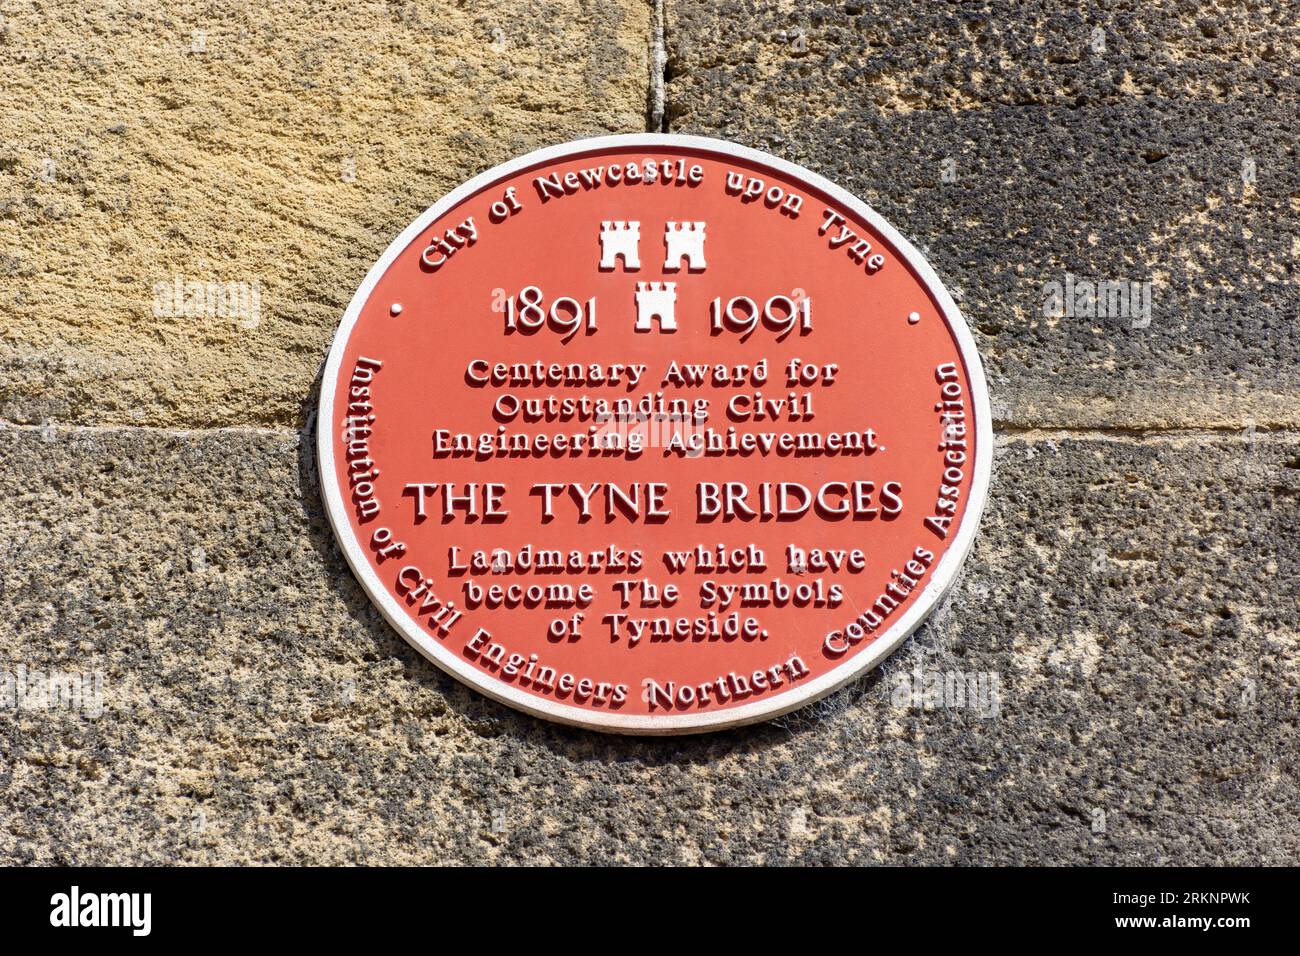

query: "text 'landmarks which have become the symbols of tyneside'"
(318, 134), (992, 733)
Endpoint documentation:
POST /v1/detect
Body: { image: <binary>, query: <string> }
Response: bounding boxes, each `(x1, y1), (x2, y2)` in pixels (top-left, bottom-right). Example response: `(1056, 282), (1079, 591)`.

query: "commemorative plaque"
(318, 134), (991, 733)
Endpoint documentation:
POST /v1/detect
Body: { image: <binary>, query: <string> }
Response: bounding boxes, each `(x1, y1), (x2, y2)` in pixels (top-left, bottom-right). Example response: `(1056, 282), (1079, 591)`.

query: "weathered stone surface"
(0, 0), (650, 429)
(2, 424), (1294, 864)
(665, 1), (1300, 428)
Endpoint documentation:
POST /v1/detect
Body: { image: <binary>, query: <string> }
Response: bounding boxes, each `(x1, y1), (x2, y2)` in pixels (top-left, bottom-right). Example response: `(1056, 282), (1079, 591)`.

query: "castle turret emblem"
(664, 221), (707, 271)
(635, 281), (677, 332)
(599, 220), (641, 271)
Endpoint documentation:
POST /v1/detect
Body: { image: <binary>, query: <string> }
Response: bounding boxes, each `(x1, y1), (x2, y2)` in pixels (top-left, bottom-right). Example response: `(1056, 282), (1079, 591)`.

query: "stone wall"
(1, 1), (1295, 864)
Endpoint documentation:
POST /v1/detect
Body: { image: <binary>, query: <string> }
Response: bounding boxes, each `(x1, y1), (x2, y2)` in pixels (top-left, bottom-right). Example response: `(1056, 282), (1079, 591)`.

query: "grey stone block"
(1, 424), (1294, 864)
(665, 1), (1300, 428)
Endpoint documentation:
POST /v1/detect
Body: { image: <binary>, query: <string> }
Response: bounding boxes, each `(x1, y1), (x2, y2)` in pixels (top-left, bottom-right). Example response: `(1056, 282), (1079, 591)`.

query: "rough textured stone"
(0, 0), (650, 429)
(665, 1), (1300, 429)
(1, 424), (1295, 864)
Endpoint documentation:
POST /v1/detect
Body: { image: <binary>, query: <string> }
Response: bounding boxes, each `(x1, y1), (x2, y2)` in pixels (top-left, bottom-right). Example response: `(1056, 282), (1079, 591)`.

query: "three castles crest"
(598, 220), (707, 332)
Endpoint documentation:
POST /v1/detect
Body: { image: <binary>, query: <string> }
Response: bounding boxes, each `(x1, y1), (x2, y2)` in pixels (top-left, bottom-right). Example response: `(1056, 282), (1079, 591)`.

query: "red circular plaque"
(318, 134), (991, 733)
